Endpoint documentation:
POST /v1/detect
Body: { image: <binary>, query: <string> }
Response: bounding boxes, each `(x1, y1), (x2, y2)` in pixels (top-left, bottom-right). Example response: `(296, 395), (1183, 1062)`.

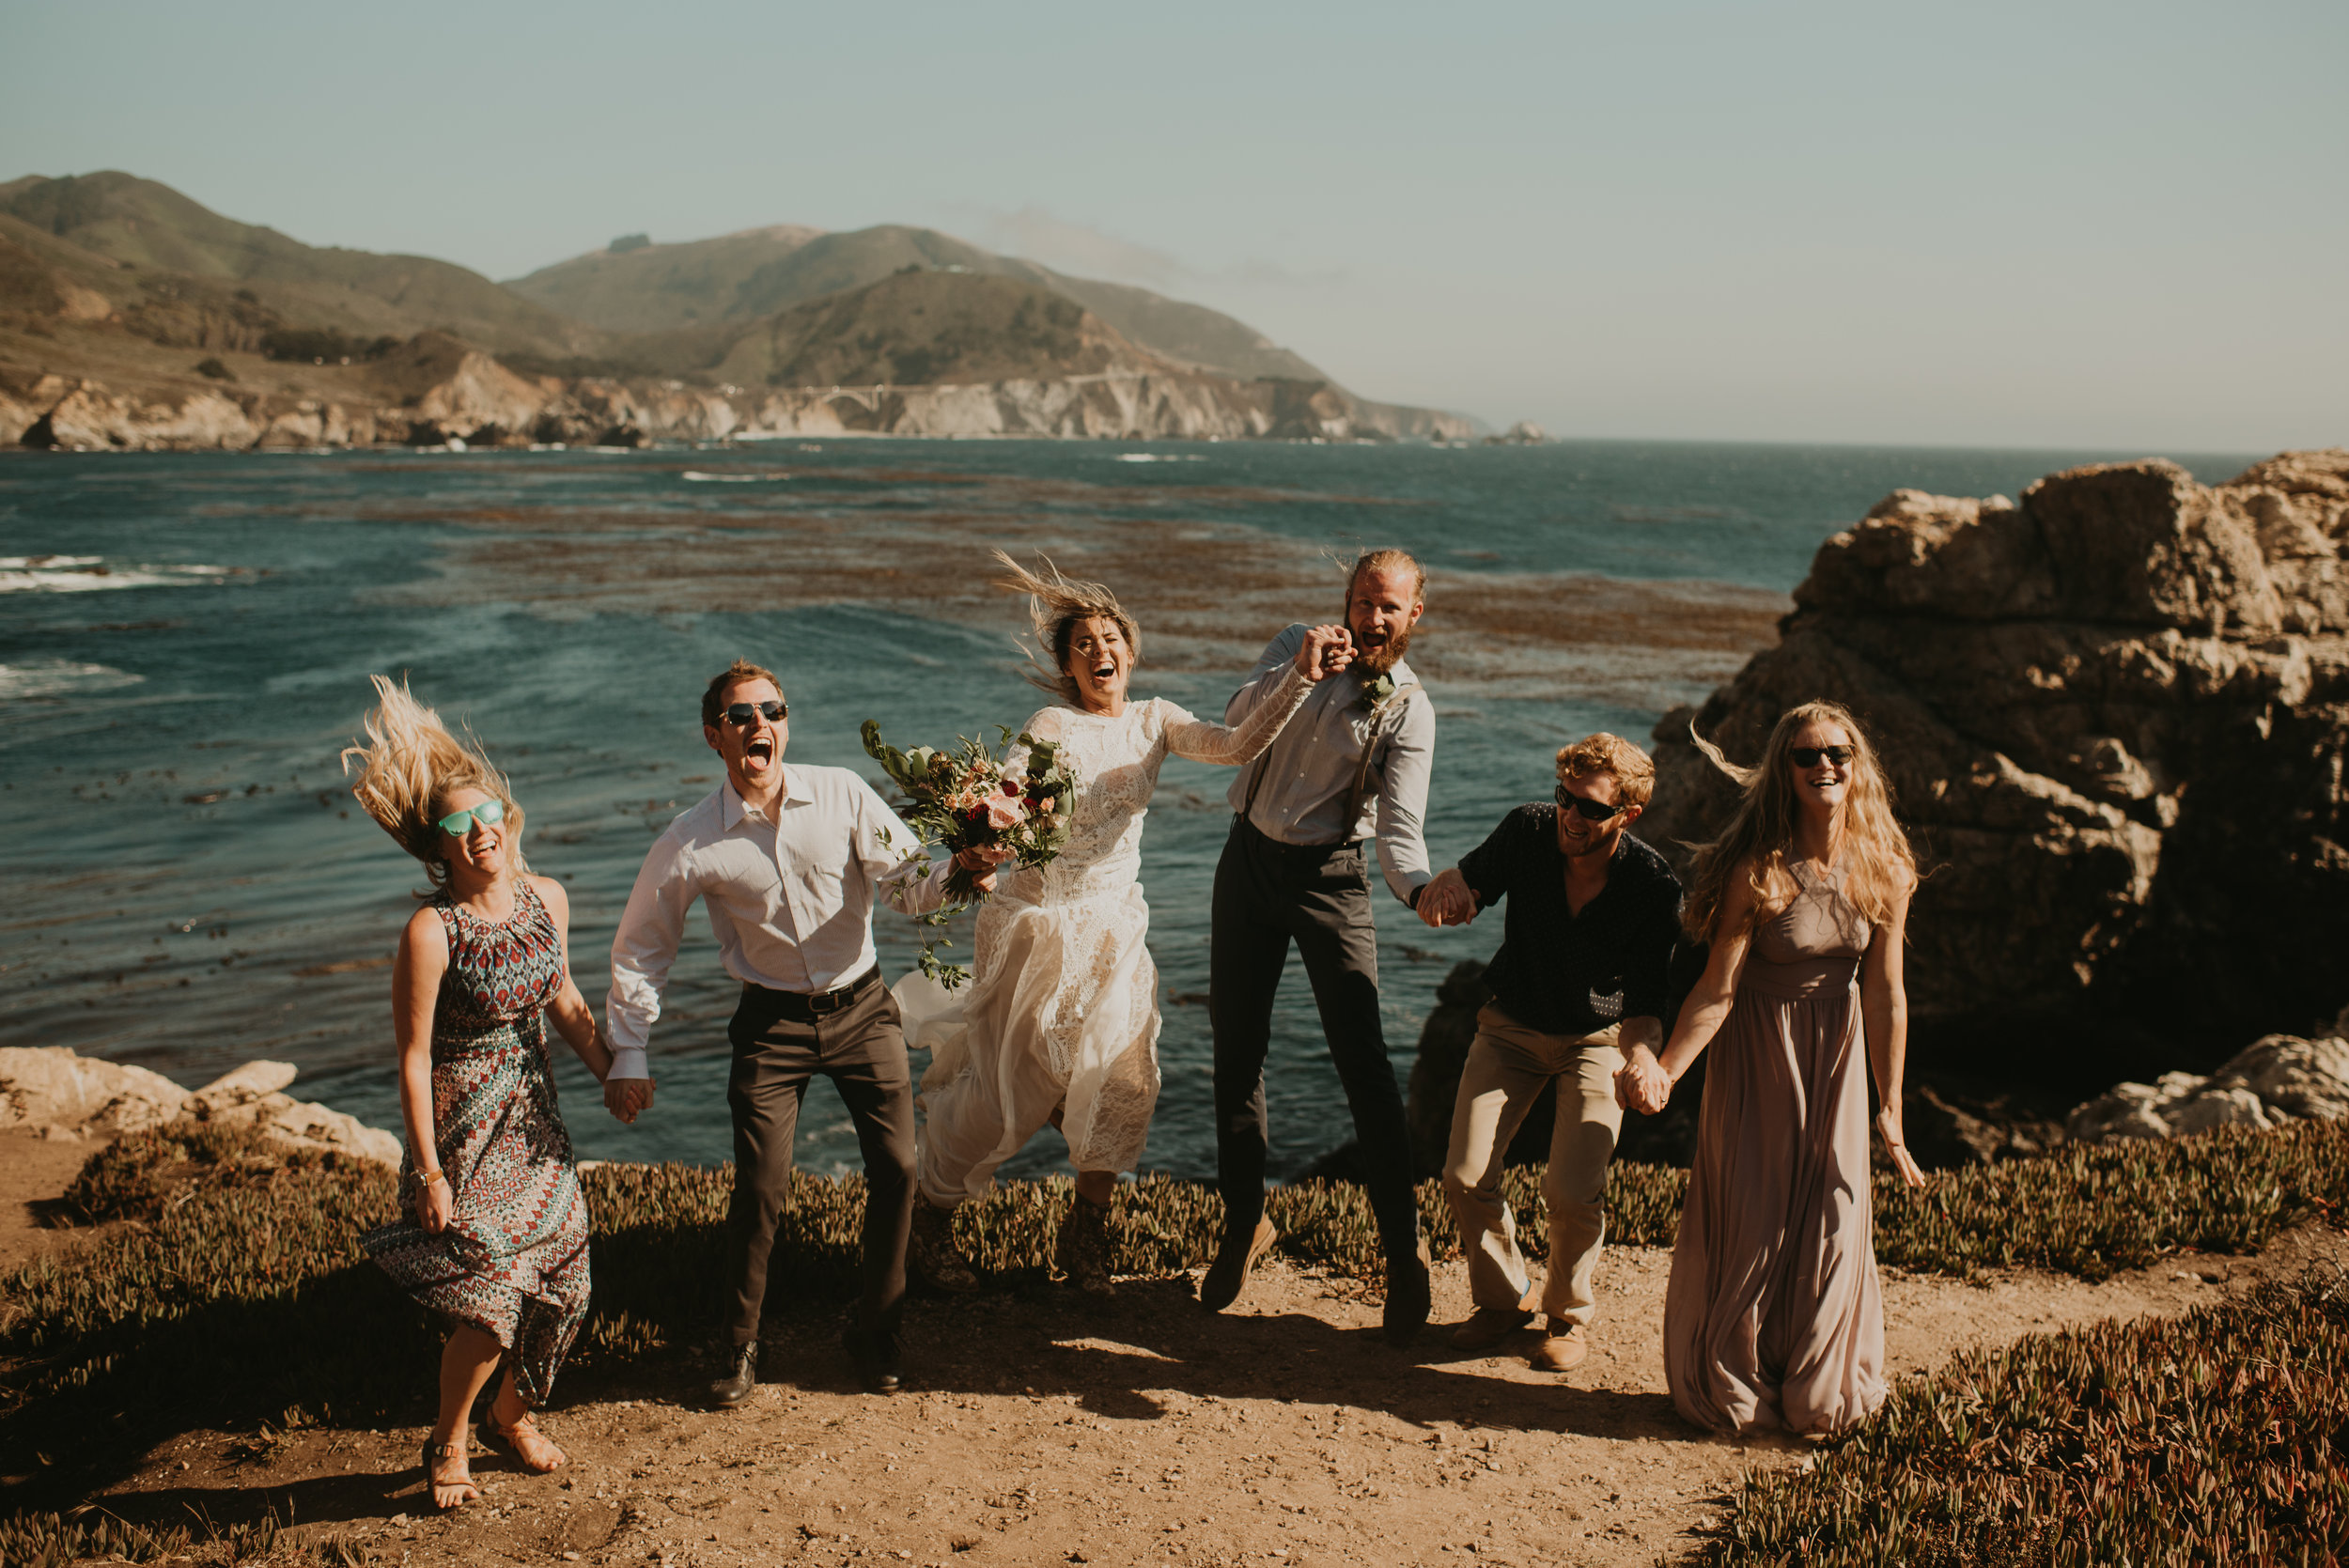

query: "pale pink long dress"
(1663, 862), (1884, 1436)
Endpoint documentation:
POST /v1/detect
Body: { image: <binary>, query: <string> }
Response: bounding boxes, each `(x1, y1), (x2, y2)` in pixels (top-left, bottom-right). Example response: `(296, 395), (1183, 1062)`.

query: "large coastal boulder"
(1641, 450), (2349, 1085)
(0, 1046), (400, 1165)
(2067, 1013), (2349, 1142)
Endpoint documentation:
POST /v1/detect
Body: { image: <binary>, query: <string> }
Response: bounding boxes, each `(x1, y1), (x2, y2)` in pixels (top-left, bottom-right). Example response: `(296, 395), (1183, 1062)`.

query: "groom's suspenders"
(1238, 681), (1422, 846)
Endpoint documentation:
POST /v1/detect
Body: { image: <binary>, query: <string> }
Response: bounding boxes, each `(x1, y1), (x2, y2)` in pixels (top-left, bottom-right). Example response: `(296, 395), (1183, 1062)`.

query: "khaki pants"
(1441, 1003), (1650, 1326)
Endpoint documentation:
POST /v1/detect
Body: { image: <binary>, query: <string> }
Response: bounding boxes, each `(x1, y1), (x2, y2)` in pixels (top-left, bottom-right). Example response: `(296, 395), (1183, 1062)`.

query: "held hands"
(1415, 866), (1479, 928)
(1877, 1108), (1927, 1188)
(604, 1077), (655, 1125)
(1295, 624), (1355, 682)
(1614, 1045), (1672, 1116)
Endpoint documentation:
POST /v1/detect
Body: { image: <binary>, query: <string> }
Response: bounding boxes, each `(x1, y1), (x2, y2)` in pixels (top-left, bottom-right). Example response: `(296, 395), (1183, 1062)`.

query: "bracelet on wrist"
(415, 1168), (446, 1189)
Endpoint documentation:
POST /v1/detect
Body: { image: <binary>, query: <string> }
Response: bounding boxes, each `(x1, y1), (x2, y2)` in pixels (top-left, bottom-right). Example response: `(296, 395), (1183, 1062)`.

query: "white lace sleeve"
(1160, 663), (1313, 767)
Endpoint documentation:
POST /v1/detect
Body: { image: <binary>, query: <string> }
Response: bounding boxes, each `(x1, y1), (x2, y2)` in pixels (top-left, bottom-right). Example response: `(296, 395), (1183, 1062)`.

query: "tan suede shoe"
(1528, 1319), (1588, 1373)
(1448, 1305), (1534, 1350)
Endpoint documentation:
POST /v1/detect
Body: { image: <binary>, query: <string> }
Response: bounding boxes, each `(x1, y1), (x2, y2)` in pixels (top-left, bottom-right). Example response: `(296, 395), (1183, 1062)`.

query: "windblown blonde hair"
(1680, 700), (1915, 943)
(992, 550), (1143, 704)
(342, 675), (527, 891)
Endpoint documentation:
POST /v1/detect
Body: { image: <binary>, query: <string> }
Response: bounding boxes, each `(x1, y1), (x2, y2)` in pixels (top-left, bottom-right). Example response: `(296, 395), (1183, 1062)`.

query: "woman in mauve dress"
(1615, 699), (1927, 1436)
(344, 676), (615, 1510)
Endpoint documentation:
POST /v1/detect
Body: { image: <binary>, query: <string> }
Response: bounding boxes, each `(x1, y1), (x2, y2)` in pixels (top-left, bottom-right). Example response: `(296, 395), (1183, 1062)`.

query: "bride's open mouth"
(1090, 662), (1117, 683)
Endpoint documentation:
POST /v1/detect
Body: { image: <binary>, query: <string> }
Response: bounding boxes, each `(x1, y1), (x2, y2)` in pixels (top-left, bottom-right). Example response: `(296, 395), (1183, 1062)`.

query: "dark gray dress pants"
(1208, 815), (1420, 1265)
(723, 978), (915, 1347)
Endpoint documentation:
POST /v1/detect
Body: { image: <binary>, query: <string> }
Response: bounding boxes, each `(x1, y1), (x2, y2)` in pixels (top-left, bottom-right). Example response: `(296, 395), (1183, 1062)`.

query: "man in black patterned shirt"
(1414, 732), (1681, 1374)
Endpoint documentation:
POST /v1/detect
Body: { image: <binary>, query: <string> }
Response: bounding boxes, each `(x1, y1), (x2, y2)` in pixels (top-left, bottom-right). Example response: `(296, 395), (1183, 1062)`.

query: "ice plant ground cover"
(0, 1118), (2343, 1560)
(860, 719), (1077, 986)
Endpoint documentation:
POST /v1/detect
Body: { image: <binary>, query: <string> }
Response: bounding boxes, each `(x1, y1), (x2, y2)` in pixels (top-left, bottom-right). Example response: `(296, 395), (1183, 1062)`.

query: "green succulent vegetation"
(1699, 1267), (2348, 1566)
(1, 1117), (2344, 1549)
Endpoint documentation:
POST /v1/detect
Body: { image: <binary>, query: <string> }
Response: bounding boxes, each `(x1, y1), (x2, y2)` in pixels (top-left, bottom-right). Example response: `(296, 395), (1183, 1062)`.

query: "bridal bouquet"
(861, 720), (1079, 986)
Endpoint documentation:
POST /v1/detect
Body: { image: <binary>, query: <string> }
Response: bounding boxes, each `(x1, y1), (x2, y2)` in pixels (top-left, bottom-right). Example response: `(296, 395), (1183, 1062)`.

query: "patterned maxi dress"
(1662, 862), (1885, 1436)
(363, 883), (592, 1406)
(906, 667), (1314, 1201)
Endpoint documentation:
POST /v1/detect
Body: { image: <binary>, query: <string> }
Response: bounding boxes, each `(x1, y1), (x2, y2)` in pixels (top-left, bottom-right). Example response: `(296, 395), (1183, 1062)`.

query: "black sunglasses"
(1555, 784), (1627, 822)
(1790, 745), (1854, 768)
(723, 700), (788, 726)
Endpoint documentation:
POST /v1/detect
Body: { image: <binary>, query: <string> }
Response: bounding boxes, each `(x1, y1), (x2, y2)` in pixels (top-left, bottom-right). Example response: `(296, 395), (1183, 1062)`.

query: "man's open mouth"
(746, 736), (775, 762)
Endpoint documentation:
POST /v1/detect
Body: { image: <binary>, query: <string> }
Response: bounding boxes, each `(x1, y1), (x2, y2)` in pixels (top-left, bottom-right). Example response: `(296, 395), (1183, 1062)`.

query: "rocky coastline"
(0, 330), (1473, 453)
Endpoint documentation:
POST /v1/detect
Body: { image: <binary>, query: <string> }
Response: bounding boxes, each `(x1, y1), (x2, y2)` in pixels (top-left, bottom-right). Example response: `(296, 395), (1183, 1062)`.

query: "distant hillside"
(0, 171), (599, 359)
(703, 271), (1148, 389)
(0, 171), (1484, 449)
(506, 223), (1329, 383)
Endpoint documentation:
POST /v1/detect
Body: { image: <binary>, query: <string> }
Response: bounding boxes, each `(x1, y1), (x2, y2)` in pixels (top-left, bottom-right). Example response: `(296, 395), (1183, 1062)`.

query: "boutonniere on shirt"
(1355, 674), (1397, 714)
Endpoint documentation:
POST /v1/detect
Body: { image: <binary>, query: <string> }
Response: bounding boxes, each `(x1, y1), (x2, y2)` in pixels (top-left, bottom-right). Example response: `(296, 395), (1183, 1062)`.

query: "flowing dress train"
(908, 669), (1313, 1201)
(362, 883), (592, 1405)
(1662, 862), (1884, 1436)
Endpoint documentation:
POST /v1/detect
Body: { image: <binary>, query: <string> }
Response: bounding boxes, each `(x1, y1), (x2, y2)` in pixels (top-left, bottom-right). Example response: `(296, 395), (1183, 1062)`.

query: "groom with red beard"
(1204, 549), (1437, 1341)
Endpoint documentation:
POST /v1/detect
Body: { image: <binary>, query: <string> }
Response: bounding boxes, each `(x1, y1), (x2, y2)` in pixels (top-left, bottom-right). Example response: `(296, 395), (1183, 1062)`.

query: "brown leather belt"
(747, 965), (883, 1021)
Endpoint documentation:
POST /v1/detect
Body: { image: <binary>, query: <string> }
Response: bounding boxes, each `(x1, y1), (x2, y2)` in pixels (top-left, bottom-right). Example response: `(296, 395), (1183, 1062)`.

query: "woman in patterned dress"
(344, 676), (615, 1510)
(900, 554), (1349, 1298)
(1616, 700), (1928, 1436)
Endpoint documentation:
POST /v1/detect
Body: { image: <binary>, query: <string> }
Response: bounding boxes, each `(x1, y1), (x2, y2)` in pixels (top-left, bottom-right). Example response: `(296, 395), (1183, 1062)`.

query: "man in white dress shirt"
(1205, 549), (1438, 1342)
(603, 659), (979, 1406)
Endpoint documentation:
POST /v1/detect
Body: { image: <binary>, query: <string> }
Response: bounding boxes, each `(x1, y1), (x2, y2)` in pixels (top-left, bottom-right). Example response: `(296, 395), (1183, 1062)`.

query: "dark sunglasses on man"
(1554, 783), (1627, 822)
(723, 700), (788, 726)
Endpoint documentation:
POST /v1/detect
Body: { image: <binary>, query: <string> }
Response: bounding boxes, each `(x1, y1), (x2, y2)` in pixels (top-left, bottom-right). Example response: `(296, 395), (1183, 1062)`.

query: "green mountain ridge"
(0, 171), (1480, 444)
(505, 223), (1329, 383)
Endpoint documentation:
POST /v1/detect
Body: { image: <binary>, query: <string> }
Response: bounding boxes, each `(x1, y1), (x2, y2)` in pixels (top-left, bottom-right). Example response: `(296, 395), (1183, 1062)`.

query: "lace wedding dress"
(906, 665), (1314, 1203)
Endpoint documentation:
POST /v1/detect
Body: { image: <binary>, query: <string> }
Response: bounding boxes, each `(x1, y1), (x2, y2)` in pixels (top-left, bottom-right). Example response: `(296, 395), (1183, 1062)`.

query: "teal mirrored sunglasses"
(436, 798), (507, 835)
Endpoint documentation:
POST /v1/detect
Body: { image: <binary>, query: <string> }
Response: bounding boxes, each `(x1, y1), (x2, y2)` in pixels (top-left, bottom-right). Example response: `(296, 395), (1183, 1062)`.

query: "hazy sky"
(6, 0), (2342, 447)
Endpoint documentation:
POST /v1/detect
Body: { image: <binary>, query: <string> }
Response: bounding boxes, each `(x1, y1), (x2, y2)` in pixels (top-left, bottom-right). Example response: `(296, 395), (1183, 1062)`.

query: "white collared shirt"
(604, 765), (949, 1077)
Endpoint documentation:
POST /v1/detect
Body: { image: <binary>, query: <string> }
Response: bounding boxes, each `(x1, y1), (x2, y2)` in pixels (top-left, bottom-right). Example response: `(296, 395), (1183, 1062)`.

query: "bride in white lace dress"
(901, 554), (1353, 1296)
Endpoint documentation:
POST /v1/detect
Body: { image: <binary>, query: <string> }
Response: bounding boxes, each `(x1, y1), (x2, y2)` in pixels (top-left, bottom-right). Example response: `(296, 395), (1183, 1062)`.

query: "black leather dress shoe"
(1382, 1256), (1432, 1345)
(708, 1341), (758, 1409)
(844, 1325), (901, 1394)
(1198, 1217), (1279, 1313)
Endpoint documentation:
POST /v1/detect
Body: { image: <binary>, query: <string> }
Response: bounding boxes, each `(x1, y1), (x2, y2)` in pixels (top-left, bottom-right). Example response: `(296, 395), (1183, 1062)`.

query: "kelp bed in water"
(2, 1119), (2345, 1561)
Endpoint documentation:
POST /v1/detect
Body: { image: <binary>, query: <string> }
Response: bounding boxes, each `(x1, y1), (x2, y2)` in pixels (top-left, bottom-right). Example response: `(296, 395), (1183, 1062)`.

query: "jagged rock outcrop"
(0, 1046), (400, 1164)
(2067, 1007), (2349, 1141)
(1641, 450), (2349, 1087)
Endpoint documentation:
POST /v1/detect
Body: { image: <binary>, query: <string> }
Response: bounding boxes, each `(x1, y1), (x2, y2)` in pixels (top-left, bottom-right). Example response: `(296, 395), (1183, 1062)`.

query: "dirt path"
(79, 1220), (2347, 1568)
(0, 1127), (98, 1273)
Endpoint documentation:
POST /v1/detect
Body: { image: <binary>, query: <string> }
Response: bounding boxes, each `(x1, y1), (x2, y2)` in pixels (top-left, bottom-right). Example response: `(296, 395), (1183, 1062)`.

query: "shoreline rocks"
(0, 1046), (401, 1165)
(2067, 1008), (2349, 1143)
(1638, 449), (2349, 1090)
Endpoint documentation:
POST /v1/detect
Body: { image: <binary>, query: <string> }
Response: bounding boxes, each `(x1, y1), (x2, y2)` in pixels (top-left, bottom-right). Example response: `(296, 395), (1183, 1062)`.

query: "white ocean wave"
(0, 557), (233, 594)
(0, 659), (147, 700)
(1112, 453), (1205, 463)
(681, 471), (788, 483)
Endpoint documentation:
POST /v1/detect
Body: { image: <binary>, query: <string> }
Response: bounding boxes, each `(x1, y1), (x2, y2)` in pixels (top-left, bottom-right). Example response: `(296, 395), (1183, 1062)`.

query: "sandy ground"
(10, 1130), (2337, 1568)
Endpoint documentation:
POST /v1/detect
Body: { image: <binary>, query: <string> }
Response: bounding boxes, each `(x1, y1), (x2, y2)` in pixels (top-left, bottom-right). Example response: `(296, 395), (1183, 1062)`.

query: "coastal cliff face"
(0, 333), (1471, 451)
(1639, 450), (2349, 1086)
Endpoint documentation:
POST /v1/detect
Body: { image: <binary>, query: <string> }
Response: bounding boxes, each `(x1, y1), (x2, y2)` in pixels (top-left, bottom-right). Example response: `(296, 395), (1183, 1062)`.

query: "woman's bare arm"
(533, 877), (614, 1083)
(1862, 880), (1925, 1188)
(392, 907), (456, 1233)
(1618, 863), (1759, 1114)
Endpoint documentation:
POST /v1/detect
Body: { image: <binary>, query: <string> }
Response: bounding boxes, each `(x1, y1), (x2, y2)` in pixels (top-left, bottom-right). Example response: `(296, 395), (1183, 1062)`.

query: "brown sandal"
(423, 1438), (480, 1510)
(486, 1411), (567, 1474)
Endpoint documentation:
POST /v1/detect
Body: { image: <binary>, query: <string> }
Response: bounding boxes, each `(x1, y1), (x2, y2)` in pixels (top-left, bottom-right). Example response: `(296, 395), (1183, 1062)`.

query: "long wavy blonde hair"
(992, 550), (1143, 704)
(341, 675), (526, 891)
(1680, 700), (1916, 942)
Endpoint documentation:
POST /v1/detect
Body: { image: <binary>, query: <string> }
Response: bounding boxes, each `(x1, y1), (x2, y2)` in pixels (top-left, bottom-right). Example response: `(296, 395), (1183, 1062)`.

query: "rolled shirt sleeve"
(1370, 692), (1436, 905)
(605, 827), (699, 1080)
(855, 776), (952, 916)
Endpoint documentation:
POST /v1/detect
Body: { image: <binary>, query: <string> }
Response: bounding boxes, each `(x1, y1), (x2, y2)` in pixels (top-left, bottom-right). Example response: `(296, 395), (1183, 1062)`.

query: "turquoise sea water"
(0, 438), (2262, 1179)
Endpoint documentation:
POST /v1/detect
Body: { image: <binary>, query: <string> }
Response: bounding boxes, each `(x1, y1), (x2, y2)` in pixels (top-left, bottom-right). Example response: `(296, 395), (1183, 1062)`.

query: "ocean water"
(0, 438), (2262, 1180)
